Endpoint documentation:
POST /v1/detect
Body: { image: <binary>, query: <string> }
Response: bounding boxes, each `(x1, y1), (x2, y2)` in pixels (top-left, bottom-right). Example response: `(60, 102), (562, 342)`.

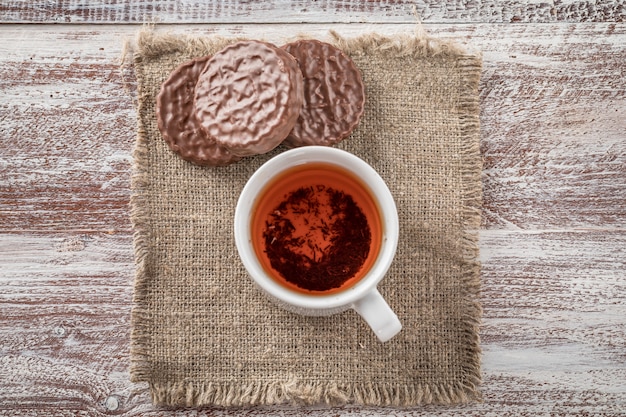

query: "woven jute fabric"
(129, 29), (482, 407)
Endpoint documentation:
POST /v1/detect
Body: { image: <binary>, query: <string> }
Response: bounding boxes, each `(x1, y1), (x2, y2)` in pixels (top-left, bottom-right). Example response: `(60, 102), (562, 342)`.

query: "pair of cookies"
(156, 39), (365, 167)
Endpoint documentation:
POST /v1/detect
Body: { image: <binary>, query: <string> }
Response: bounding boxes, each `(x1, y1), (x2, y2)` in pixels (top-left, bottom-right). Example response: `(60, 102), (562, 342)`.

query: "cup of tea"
(235, 146), (401, 342)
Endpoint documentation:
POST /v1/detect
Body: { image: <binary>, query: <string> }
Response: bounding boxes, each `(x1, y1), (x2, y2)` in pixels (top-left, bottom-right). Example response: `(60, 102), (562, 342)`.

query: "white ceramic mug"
(234, 146), (401, 342)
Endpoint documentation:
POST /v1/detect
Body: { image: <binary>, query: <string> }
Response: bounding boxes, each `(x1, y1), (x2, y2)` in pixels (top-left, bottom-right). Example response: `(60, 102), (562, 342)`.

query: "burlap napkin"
(129, 29), (482, 407)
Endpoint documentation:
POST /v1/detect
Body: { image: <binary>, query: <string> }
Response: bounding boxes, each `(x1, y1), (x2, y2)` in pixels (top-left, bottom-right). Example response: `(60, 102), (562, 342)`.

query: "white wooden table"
(1, 1), (625, 416)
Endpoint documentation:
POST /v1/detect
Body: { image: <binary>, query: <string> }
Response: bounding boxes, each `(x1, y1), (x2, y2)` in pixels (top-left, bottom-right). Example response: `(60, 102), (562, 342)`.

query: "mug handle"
(352, 288), (402, 342)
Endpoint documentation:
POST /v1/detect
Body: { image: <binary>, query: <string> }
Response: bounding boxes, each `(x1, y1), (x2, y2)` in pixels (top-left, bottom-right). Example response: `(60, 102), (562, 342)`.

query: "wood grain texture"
(0, 27), (136, 234)
(1, 21), (625, 416)
(475, 23), (626, 229)
(0, 0), (625, 24)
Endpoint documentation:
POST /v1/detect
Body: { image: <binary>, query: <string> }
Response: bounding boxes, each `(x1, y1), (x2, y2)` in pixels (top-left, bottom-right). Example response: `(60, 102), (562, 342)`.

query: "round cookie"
(194, 41), (304, 157)
(156, 56), (241, 167)
(282, 39), (365, 148)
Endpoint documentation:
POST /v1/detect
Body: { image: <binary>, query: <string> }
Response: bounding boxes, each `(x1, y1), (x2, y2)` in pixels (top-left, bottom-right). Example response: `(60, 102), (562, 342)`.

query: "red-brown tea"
(251, 162), (383, 295)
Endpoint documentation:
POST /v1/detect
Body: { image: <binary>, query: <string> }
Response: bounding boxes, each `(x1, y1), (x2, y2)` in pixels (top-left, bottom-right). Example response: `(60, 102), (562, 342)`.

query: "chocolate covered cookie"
(194, 41), (304, 157)
(282, 40), (365, 147)
(156, 56), (241, 167)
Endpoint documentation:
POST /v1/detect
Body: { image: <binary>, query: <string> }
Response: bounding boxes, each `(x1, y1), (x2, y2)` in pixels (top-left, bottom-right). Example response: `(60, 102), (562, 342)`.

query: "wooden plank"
(0, 27), (137, 234)
(473, 23), (626, 229)
(477, 229), (626, 416)
(0, 233), (135, 415)
(1, 0), (625, 24)
(1, 231), (625, 415)
(1, 23), (624, 233)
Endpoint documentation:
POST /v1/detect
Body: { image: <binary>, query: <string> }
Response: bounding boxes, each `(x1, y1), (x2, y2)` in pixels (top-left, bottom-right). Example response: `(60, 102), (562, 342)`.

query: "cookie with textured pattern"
(282, 39), (365, 148)
(194, 41), (304, 157)
(156, 56), (241, 166)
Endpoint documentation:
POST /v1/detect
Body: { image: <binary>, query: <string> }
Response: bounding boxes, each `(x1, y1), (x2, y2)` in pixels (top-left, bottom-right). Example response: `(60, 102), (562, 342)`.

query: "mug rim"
(234, 146), (399, 310)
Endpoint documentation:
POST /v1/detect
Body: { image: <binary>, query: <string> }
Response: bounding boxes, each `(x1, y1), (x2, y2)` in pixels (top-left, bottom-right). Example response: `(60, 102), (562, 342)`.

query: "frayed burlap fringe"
(149, 379), (480, 407)
(128, 50), (152, 383)
(456, 53), (483, 403)
(128, 27), (482, 407)
(329, 29), (470, 58)
(132, 26), (475, 62)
